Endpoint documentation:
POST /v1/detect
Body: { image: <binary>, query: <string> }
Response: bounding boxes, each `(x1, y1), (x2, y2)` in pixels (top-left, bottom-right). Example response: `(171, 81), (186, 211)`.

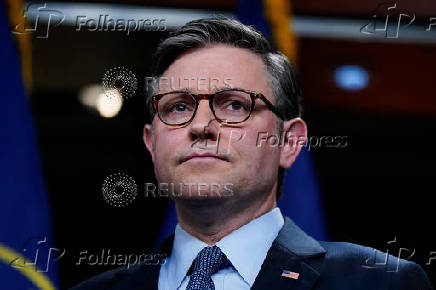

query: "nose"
(188, 100), (220, 143)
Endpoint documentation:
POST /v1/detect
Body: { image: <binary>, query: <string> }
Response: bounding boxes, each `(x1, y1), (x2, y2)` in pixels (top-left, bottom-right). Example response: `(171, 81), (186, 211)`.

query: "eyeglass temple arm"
(257, 94), (283, 120)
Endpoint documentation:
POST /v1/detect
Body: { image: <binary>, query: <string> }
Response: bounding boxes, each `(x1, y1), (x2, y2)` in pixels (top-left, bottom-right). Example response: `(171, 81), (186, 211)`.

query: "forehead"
(161, 44), (272, 97)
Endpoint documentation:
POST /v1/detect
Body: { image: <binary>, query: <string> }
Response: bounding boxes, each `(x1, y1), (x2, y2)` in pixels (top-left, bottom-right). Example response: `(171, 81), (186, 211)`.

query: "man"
(73, 18), (432, 290)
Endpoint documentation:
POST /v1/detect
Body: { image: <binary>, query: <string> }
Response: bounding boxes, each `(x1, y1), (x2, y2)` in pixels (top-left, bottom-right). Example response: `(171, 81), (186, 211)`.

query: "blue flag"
(278, 147), (328, 240)
(0, 2), (59, 289)
(236, 0), (328, 240)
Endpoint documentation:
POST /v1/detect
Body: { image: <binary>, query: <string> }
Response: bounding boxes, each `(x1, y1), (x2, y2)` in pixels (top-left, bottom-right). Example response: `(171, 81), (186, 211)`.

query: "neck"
(174, 191), (276, 245)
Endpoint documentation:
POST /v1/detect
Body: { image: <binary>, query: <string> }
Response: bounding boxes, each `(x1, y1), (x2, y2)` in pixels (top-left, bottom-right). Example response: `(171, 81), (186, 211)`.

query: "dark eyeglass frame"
(151, 88), (281, 127)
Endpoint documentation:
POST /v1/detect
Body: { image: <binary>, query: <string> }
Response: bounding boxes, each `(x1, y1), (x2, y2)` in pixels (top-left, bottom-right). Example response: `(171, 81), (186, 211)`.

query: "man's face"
(144, 44), (300, 203)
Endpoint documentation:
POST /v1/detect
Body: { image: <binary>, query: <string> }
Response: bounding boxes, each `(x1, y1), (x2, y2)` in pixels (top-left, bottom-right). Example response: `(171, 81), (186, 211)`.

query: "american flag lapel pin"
(282, 270), (300, 280)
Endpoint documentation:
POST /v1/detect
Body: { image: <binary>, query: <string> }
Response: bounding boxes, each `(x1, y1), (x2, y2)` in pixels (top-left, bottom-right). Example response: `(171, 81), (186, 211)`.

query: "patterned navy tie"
(186, 245), (227, 290)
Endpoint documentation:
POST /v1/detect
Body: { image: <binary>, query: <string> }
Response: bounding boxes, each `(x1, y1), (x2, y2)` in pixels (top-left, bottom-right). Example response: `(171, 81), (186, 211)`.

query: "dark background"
(26, 0), (436, 288)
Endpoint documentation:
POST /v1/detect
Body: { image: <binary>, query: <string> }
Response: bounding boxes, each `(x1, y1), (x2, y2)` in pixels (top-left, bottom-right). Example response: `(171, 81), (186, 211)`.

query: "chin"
(179, 162), (229, 174)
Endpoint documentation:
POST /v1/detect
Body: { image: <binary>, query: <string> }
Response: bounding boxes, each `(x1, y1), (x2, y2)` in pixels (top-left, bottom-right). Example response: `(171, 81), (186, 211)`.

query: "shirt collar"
(167, 207), (284, 288)
(216, 207), (284, 286)
(169, 223), (209, 290)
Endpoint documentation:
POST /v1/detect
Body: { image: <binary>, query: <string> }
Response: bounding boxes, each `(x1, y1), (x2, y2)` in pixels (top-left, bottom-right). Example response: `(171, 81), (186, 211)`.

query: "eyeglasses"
(151, 88), (281, 127)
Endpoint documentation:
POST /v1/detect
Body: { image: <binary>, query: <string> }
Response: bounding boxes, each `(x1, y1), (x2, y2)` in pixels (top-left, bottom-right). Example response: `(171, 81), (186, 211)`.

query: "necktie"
(186, 245), (227, 290)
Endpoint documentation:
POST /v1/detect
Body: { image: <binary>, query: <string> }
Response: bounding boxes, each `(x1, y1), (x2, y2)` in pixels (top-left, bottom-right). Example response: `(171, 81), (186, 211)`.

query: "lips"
(181, 152), (228, 163)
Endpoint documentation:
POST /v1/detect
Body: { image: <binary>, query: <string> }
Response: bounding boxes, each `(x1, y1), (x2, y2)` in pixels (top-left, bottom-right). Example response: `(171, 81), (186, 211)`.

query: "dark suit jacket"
(72, 217), (433, 289)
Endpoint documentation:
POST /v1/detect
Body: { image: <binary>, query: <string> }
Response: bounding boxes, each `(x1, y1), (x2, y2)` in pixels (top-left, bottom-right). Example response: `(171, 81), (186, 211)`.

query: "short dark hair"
(146, 17), (302, 201)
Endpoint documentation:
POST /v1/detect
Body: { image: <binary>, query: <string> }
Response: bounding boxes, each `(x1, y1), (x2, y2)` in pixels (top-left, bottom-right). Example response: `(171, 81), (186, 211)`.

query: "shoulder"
(69, 262), (160, 290)
(70, 265), (132, 290)
(71, 237), (173, 290)
(313, 241), (433, 289)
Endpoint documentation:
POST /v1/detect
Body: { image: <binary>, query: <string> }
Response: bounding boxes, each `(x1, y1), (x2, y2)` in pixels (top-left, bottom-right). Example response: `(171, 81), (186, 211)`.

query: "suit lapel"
(109, 217), (324, 290)
(251, 217), (326, 290)
(111, 264), (161, 290)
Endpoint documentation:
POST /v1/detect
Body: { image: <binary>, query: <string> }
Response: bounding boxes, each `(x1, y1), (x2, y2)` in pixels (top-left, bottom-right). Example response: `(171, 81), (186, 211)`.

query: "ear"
(143, 124), (155, 163)
(279, 117), (307, 169)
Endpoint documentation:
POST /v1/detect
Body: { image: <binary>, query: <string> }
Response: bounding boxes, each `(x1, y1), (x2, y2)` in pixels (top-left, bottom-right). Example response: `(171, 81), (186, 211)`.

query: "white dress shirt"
(158, 207), (285, 290)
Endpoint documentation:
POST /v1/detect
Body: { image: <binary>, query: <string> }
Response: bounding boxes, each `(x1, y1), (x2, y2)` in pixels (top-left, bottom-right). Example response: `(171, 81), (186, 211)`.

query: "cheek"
(233, 127), (281, 169)
(153, 129), (184, 168)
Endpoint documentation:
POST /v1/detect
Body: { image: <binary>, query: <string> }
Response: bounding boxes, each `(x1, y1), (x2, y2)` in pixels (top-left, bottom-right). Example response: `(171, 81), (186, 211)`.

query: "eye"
(213, 90), (252, 116)
(226, 100), (244, 111)
(169, 103), (188, 112)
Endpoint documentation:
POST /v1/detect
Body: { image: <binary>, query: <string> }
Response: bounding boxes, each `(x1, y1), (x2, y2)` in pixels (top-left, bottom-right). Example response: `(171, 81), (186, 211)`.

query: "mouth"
(181, 153), (228, 163)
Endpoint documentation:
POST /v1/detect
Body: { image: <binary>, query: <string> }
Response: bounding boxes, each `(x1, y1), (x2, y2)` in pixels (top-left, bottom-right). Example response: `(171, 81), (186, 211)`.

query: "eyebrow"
(164, 86), (246, 94)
